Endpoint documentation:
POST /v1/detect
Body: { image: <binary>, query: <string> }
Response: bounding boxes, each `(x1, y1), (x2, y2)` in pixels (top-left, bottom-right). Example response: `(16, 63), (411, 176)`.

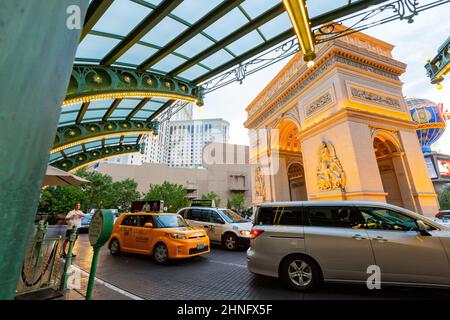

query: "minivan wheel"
(281, 255), (320, 291)
(223, 233), (238, 251)
(153, 243), (169, 264)
(109, 239), (120, 256)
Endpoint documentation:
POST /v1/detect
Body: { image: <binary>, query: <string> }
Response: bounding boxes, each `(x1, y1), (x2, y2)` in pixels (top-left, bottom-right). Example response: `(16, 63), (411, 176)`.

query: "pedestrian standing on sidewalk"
(63, 203), (85, 258)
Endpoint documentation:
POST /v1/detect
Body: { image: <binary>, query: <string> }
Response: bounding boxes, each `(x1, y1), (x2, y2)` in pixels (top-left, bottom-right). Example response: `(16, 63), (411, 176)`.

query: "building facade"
(245, 27), (439, 216)
(166, 118), (230, 168)
(93, 143), (252, 208)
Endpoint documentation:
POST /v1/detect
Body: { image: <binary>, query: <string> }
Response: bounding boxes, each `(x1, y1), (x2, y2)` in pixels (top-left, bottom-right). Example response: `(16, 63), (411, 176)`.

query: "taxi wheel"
(223, 233), (238, 251)
(153, 243), (169, 264)
(109, 239), (120, 256)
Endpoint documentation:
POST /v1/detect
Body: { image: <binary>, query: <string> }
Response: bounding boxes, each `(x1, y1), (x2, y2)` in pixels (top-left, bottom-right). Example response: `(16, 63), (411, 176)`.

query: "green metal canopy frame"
(65, 64), (204, 106)
(51, 143), (142, 173)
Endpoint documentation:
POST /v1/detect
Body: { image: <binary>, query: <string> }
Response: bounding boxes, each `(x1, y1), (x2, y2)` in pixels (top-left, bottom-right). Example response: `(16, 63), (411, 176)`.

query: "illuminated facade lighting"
(63, 91), (200, 107)
(50, 131), (153, 154)
(68, 151), (139, 173)
(282, 0), (316, 63)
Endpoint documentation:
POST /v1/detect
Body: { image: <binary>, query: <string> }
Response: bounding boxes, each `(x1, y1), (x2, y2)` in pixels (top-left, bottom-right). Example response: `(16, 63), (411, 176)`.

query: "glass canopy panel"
(64, 145), (84, 157)
(308, 0), (364, 18)
(110, 109), (134, 118)
(92, 0), (152, 37)
(177, 65), (209, 81)
(61, 103), (83, 114)
(226, 30), (264, 56)
(116, 43), (158, 66)
(142, 0), (163, 6)
(85, 141), (102, 150)
(83, 109), (108, 122)
(259, 12), (292, 40)
(49, 153), (62, 162)
(199, 49), (234, 69)
(141, 17), (189, 48)
(240, 0), (280, 19)
(77, 35), (120, 60)
(118, 99), (142, 109)
(58, 112), (78, 126)
(133, 110), (154, 119)
(151, 54), (187, 74)
(124, 136), (139, 144)
(203, 8), (249, 41)
(170, 0), (224, 25)
(89, 100), (115, 110)
(151, 98), (169, 104)
(104, 137), (121, 145)
(175, 34), (215, 58)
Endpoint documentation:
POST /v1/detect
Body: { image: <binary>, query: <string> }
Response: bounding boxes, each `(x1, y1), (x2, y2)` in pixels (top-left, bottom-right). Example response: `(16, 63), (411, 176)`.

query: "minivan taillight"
(250, 229), (264, 239)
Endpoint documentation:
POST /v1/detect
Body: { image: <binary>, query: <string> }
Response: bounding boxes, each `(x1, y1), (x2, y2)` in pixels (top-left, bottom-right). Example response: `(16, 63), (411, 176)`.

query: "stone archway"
(287, 162), (308, 201)
(372, 134), (407, 208)
(270, 118), (307, 201)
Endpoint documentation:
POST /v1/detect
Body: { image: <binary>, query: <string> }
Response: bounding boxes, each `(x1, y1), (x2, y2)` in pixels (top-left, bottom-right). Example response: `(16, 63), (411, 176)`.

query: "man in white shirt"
(63, 203), (85, 257)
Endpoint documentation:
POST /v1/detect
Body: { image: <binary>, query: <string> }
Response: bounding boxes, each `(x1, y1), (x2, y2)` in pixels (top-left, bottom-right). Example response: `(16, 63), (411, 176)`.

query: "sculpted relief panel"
(317, 141), (346, 191)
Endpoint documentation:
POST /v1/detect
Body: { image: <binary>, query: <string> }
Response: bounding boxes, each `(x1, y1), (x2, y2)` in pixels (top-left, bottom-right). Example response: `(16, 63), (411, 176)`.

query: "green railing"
(15, 221), (70, 299)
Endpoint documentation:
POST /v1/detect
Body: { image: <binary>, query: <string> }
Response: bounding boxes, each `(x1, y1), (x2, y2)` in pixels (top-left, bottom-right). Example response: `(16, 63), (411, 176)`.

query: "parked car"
(108, 212), (210, 264)
(434, 210), (450, 226)
(78, 213), (93, 233)
(178, 207), (252, 250)
(247, 201), (450, 291)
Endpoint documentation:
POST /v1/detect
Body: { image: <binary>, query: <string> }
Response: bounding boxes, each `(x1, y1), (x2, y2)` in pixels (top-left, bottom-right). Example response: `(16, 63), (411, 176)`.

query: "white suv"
(247, 201), (450, 291)
(178, 207), (252, 250)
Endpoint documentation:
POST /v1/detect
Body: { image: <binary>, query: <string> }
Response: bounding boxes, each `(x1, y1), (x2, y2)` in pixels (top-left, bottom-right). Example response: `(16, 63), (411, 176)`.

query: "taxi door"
(134, 215), (155, 254)
(118, 215), (138, 251)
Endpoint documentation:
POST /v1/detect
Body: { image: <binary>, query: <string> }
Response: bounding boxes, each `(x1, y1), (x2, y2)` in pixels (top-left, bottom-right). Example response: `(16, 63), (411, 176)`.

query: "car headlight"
(239, 230), (251, 237)
(169, 233), (186, 240)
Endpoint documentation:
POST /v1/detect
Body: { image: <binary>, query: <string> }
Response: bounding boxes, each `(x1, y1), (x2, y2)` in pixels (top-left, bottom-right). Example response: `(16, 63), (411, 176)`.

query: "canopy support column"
(0, 0), (88, 299)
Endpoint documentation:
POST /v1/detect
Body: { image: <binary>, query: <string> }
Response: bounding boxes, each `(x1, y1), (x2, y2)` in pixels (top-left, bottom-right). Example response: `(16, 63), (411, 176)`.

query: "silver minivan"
(247, 201), (450, 291)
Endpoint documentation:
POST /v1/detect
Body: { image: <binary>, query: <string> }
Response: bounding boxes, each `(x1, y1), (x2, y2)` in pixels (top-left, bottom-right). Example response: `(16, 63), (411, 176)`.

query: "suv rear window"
(255, 206), (302, 226)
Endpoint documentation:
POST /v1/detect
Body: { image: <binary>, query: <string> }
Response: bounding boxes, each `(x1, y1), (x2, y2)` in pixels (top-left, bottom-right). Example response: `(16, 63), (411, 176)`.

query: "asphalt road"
(72, 234), (450, 300)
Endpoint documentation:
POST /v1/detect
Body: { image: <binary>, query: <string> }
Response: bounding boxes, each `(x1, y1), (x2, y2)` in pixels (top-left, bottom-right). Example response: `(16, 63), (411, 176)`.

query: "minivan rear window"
(255, 206), (302, 226)
(305, 206), (365, 229)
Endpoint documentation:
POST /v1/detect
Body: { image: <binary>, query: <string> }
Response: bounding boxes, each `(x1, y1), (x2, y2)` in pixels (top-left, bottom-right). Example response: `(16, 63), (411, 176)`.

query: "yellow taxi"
(108, 212), (210, 264)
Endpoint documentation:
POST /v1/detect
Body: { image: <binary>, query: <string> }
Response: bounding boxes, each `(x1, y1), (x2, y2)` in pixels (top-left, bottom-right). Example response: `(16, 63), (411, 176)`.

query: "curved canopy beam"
(51, 143), (141, 173)
(65, 64), (204, 106)
(51, 119), (158, 154)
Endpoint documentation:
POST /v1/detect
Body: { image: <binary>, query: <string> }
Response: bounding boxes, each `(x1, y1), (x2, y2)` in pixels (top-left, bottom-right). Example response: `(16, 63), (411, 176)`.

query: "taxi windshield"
(219, 209), (247, 223)
(153, 215), (187, 228)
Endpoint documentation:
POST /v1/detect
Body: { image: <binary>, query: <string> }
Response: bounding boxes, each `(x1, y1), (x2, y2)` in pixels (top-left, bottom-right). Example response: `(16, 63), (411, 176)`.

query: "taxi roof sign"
(131, 200), (164, 213)
(191, 199), (216, 208)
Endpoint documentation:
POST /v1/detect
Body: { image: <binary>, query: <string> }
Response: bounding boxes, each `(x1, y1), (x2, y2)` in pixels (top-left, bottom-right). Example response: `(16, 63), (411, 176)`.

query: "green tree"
(75, 168), (115, 209)
(112, 179), (141, 212)
(143, 181), (189, 212)
(438, 186), (450, 210)
(228, 192), (245, 212)
(201, 191), (221, 207)
(39, 185), (87, 213)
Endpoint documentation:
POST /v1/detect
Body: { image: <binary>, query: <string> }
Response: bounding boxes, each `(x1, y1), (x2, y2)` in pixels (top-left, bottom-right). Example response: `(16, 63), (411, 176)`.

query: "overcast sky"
(193, 5), (450, 153)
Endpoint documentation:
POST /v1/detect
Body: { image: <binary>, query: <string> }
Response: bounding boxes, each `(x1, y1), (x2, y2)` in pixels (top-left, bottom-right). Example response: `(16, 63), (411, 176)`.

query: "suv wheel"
(109, 239), (120, 256)
(281, 255), (321, 291)
(153, 243), (169, 264)
(223, 233), (238, 251)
